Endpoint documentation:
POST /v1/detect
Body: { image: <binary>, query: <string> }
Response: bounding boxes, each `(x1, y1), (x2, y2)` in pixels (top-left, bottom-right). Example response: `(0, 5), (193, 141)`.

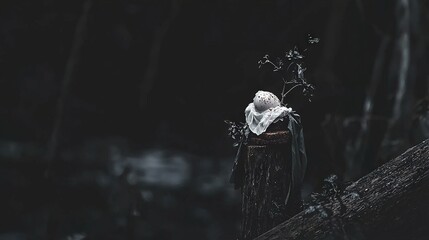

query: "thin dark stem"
(260, 58), (281, 71)
(281, 82), (287, 104)
(286, 62), (296, 72)
(282, 84), (303, 98)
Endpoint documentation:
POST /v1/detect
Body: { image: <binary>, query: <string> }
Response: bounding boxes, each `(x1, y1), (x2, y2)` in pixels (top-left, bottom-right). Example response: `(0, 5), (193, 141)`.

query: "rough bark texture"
(255, 139), (429, 240)
(240, 130), (301, 240)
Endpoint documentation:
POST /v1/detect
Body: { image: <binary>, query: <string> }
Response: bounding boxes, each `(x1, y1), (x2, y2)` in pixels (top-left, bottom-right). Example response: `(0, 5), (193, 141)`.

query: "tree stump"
(240, 122), (302, 240)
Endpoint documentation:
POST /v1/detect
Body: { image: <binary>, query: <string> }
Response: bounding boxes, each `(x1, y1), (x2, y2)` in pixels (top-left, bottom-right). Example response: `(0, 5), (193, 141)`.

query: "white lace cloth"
(245, 103), (292, 135)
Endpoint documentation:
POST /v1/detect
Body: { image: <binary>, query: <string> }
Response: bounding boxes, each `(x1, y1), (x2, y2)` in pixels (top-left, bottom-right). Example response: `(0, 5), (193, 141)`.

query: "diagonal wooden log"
(256, 139), (429, 240)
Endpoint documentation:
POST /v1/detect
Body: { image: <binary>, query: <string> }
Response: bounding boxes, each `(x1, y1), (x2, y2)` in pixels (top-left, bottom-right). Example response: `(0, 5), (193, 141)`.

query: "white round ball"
(253, 90), (280, 112)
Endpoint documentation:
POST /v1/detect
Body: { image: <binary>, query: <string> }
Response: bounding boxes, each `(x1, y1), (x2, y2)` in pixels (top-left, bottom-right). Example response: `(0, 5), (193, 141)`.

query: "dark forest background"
(1, 0), (429, 239)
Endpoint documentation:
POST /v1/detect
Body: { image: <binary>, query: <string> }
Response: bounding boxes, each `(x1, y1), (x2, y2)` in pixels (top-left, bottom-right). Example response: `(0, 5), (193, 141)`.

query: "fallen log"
(255, 139), (429, 240)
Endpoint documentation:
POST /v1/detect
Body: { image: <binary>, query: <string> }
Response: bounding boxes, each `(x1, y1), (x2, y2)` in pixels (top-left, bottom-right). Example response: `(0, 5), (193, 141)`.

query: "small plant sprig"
(301, 175), (361, 238)
(303, 175), (342, 219)
(224, 120), (249, 147)
(258, 35), (319, 104)
(303, 175), (360, 219)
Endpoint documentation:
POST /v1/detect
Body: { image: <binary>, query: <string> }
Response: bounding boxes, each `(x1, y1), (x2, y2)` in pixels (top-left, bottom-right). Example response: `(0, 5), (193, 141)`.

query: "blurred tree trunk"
(378, 0), (416, 163)
(323, 0), (426, 181)
(45, 1), (92, 240)
(343, 35), (390, 181)
(317, 0), (350, 86)
(139, 0), (181, 108)
(45, 0), (92, 167)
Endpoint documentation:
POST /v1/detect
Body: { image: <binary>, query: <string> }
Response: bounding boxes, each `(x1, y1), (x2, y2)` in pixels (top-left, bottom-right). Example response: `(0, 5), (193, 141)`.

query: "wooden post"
(240, 122), (302, 240)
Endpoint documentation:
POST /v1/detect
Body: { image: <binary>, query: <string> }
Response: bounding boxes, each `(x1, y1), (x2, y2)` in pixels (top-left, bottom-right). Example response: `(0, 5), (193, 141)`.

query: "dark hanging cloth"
(230, 139), (245, 189)
(287, 112), (307, 189)
(229, 112), (307, 191)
